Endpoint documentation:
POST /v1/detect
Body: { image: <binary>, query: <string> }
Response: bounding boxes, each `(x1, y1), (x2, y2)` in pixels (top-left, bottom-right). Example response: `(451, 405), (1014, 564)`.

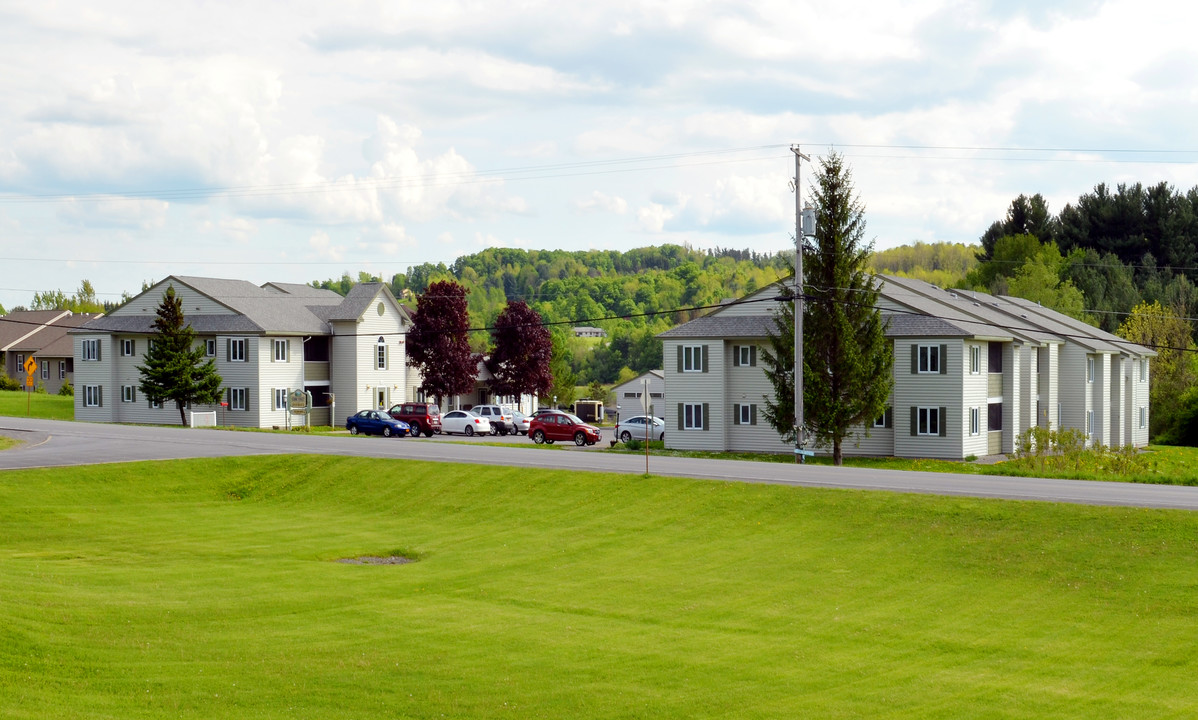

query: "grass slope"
(3, 456), (1198, 718)
(0, 390), (73, 421)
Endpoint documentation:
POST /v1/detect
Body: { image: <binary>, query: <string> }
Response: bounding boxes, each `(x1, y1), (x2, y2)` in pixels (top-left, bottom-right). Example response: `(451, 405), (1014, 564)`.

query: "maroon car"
(529, 411), (602, 446)
(387, 402), (442, 437)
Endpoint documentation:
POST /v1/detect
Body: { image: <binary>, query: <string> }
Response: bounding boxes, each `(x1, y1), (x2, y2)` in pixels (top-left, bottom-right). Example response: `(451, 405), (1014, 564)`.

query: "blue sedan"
(346, 410), (411, 438)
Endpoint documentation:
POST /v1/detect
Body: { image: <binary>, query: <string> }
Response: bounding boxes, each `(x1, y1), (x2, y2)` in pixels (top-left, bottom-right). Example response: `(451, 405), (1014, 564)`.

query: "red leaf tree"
(407, 280), (479, 402)
(485, 300), (554, 401)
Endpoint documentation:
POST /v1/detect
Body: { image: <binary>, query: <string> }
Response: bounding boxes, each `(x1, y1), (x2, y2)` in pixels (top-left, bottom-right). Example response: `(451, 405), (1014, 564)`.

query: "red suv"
(387, 403), (442, 437)
(529, 411), (602, 446)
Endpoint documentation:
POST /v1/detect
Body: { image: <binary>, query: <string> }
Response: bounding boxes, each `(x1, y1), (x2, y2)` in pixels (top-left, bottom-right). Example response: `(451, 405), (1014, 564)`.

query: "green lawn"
(0, 390), (74, 421)
(2, 456), (1198, 718)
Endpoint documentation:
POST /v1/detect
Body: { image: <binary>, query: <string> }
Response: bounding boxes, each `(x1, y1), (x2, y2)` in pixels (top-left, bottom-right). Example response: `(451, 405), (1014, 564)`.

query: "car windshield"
(564, 413), (585, 424)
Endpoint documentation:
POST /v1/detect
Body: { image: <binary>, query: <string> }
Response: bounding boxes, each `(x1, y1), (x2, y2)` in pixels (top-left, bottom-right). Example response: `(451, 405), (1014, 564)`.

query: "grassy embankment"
(2, 455), (1198, 718)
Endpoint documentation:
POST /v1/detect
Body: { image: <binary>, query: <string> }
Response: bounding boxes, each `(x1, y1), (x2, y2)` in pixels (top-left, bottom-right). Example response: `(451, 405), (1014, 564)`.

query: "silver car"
(614, 415), (665, 442)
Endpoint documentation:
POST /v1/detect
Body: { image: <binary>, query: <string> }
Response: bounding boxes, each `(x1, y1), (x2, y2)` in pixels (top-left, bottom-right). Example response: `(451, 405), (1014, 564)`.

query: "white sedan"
(440, 410), (493, 437)
(614, 415), (665, 442)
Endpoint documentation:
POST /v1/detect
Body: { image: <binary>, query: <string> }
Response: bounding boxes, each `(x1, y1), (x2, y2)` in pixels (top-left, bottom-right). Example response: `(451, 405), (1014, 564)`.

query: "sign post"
(23, 357), (37, 416)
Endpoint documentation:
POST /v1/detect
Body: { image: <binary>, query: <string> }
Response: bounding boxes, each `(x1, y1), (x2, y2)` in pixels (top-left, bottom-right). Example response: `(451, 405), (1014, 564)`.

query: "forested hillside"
(312, 245), (788, 385)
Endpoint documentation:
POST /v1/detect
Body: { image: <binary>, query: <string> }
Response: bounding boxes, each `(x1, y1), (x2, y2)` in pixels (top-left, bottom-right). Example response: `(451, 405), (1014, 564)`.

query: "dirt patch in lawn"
(336, 555), (415, 565)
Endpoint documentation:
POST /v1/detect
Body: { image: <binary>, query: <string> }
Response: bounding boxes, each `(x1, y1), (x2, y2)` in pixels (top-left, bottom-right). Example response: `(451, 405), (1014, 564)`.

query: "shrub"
(58, 382), (74, 397)
(1009, 426), (1147, 475)
(0, 374), (19, 392)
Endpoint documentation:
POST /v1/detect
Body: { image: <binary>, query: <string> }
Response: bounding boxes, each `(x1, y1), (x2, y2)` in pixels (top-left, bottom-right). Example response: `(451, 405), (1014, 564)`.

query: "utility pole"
(791, 145), (809, 464)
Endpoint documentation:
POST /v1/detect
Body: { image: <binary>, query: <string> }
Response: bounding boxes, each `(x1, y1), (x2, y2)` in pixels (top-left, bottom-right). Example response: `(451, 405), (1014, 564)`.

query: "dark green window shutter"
(702, 403), (709, 430)
(750, 405), (757, 425)
(245, 388), (251, 412)
(701, 346), (709, 373)
(732, 346), (740, 367)
(939, 344), (948, 375)
(676, 345), (683, 373)
(96, 343), (102, 362)
(911, 344), (918, 374)
(939, 406), (947, 437)
(97, 386), (103, 407)
(733, 404), (740, 425)
(910, 406), (917, 436)
(750, 345), (757, 367)
(884, 408), (892, 429)
(226, 339), (231, 361)
(677, 403), (683, 430)
(131, 339), (136, 355)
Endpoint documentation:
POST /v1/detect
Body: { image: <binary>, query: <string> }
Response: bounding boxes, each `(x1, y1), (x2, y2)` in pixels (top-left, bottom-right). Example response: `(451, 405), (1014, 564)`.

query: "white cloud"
(57, 196), (169, 230)
(308, 231), (344, 262)
(573, 190), (627, 215)
(637, 203), (674, 233)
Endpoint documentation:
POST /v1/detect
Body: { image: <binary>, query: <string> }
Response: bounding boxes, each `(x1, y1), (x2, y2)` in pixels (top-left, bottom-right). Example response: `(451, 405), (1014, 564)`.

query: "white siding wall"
(662, 339), (724, 451)
(1092, 353), (1111, 447)
(1057, 344), (1089, 438)
(259, 337), (305, 428)
(892, 339), (963, 459)
(961, 342), (989, 458)
(1134, 358), (1150, 447)
(1002, 343), (1022, 454)
(1111, 356), (1126, 447)
(329, 295), (409, 420)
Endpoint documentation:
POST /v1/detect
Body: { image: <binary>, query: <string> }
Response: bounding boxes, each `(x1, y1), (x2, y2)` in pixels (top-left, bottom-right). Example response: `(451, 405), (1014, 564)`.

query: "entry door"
(376, 388), (387, 409)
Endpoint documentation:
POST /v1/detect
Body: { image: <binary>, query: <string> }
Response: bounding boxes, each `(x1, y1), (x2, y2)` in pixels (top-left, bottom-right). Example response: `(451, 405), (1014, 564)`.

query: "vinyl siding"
(961, 342), (989, 458)
(329, 295), (409, 419)
(714, 289), (785, 317)
(1056, 344), (1090, 440)
(1092, 353), (1112, 447)
(259, 337), (304, 427)
(73, 335), (115, 422)
(217, 335), (258, 427)
(662, 339), (723, 451)
(1001, 343), (1022, 454)
(725, 341), (790, 453)
(892, 338), (962, 458)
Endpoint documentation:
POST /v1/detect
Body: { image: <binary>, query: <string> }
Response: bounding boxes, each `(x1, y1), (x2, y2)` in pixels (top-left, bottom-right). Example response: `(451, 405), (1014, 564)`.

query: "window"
(988, 402), (1003, 431)
(15, 354), (23, 369)
(122, 385), (136, 403)
(1086, 410), (1094, 436)
(40, 362), (48, 380)
(1087, 357), (1095, 383)
(1140, 360), (1147, 382)
(206, 339), (216, 357)
(81, 339), (99, 361)
(733, 403), (756, 426)
(273, 339), (288, 362)
(970, 345), (980, 374)
(680, 345), (706, 373)
(83, 385), (102, 407)
(915, 344), (941, 374)
(229, 387), (248, 411)
(681, 403), (707, 430)
(59, 361), (66, 380)
(732, 345), (756, 367)
(1139, 406), (1146, 429)
(624, 392), (640, 399)
(228, 339), (246, 362)
(149, 398), (162, 409)
(121, 339), (134, 357)
(915, 407), (941, 436)
(872, 408), (892, 429)
(988, 342), (1003, 373)
(377, 337), (387, 370)
(970, 407), (980, 435)
(274, 388), (288, 410)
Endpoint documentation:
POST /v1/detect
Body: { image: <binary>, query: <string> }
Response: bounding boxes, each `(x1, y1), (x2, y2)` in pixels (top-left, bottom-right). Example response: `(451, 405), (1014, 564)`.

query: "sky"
(3, 0), (1198, 310)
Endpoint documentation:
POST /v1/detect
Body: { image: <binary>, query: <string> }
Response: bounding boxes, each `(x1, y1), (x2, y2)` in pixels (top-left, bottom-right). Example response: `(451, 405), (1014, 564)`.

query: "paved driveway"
(2, 417), (1198, 510)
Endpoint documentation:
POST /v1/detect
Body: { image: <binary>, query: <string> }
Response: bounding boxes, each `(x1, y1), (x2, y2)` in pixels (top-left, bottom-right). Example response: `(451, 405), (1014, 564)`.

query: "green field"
(0, 389), (74, 421)
(2, 456), (1197, 718)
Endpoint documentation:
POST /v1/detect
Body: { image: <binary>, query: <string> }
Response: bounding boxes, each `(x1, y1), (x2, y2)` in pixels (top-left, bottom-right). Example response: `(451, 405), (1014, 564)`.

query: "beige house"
(658, 276), (1155, 459)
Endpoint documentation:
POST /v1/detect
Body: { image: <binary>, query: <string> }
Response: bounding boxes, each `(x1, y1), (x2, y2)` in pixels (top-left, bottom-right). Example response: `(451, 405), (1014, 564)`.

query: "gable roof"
(1, 310), (102, 353)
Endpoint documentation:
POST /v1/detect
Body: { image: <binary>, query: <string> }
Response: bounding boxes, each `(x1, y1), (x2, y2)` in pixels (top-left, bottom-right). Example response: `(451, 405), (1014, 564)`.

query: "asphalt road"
(2, 417), (1197, 511)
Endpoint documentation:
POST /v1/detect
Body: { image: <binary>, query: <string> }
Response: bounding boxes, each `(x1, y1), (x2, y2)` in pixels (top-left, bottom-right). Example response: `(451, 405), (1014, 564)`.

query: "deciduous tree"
(1117, 300), (1198, 439)
(138, 285), (223, 426)
(407, 280), (479, 403)
(485, 300), (553, 402)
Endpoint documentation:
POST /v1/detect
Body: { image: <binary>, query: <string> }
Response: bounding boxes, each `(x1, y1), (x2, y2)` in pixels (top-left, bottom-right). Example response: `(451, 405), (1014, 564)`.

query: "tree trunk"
(177, 401), (187, 427)
(833, 438), (843, 466)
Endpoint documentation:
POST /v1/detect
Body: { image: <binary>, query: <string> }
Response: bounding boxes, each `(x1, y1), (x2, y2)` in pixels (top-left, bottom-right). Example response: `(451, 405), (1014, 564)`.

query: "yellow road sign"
(23, 356), (37, 375)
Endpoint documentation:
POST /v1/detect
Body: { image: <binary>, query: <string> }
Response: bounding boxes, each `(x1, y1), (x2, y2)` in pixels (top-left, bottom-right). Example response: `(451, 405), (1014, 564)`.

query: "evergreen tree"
(407, 280), (479, 403)
(766, 153), (893, 465)
(138, 285), (223, 426)
(761, 284), (796, 445)
(485, 300), (553, 402)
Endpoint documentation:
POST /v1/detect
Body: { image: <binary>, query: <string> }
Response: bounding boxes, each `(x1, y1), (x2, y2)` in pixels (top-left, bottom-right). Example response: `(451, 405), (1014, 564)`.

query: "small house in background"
(0, 310), (103, 394)
(611, 369), (664, 418)
(572, 326), (607, 338)
(572, 399), (604, 423)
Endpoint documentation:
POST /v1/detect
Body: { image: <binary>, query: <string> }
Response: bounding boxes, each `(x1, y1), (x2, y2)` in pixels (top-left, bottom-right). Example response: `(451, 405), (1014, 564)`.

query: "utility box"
(573, 399), (604, 423)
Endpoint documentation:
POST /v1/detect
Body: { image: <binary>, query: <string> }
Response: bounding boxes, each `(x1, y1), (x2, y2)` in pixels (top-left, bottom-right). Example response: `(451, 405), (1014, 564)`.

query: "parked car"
(440, 410), (492, 436)
(346, 410), (411, 438)
(471, 404), (516, 435)
(529, 411), (602, 446)
(614, 415), (665, 443)
(387, 402), (442, 437)
(509, 410), (530, 436)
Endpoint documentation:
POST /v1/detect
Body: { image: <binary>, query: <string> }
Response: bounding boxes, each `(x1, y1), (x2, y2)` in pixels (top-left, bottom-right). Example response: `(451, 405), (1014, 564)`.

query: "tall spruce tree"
(138, 285), (223, 425)
(764, 153), (892, 465)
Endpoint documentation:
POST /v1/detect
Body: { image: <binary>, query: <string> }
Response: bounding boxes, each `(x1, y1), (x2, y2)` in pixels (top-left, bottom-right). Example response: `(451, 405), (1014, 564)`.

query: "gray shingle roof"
(657, 314), (779, 339)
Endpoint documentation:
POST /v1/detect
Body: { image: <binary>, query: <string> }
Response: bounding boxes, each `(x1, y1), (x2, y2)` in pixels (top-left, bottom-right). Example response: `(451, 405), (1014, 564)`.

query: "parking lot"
(407, 429), (615, 449)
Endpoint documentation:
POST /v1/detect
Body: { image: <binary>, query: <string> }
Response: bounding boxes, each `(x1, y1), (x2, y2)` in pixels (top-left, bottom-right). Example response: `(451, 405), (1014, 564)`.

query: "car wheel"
(574, 432), (586, 446)
(659, 432), (665, 441)
(349, 425), (359, 435)
(620, 431), (631, 443)
(382, 426), (392, 437)
(465, 425), (474, 437)
(425, 429), (435, 438)
(499, 428), (508, 436)
(532, 429), (545, 444)
(409, 421), (421, 436)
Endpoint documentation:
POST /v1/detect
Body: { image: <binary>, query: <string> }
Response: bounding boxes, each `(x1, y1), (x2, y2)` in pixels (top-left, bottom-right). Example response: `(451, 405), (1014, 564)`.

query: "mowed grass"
(3, 457), (1198, 718)
(0, 390), (74, 421)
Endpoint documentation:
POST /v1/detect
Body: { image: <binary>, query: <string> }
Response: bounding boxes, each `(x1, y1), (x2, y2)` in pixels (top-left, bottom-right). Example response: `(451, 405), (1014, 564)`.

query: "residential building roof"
(1, 310), (102, 354)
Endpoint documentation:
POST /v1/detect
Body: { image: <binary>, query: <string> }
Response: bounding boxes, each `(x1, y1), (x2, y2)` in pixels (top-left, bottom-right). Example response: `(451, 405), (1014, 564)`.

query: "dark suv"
(387, 402), (442, 437)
